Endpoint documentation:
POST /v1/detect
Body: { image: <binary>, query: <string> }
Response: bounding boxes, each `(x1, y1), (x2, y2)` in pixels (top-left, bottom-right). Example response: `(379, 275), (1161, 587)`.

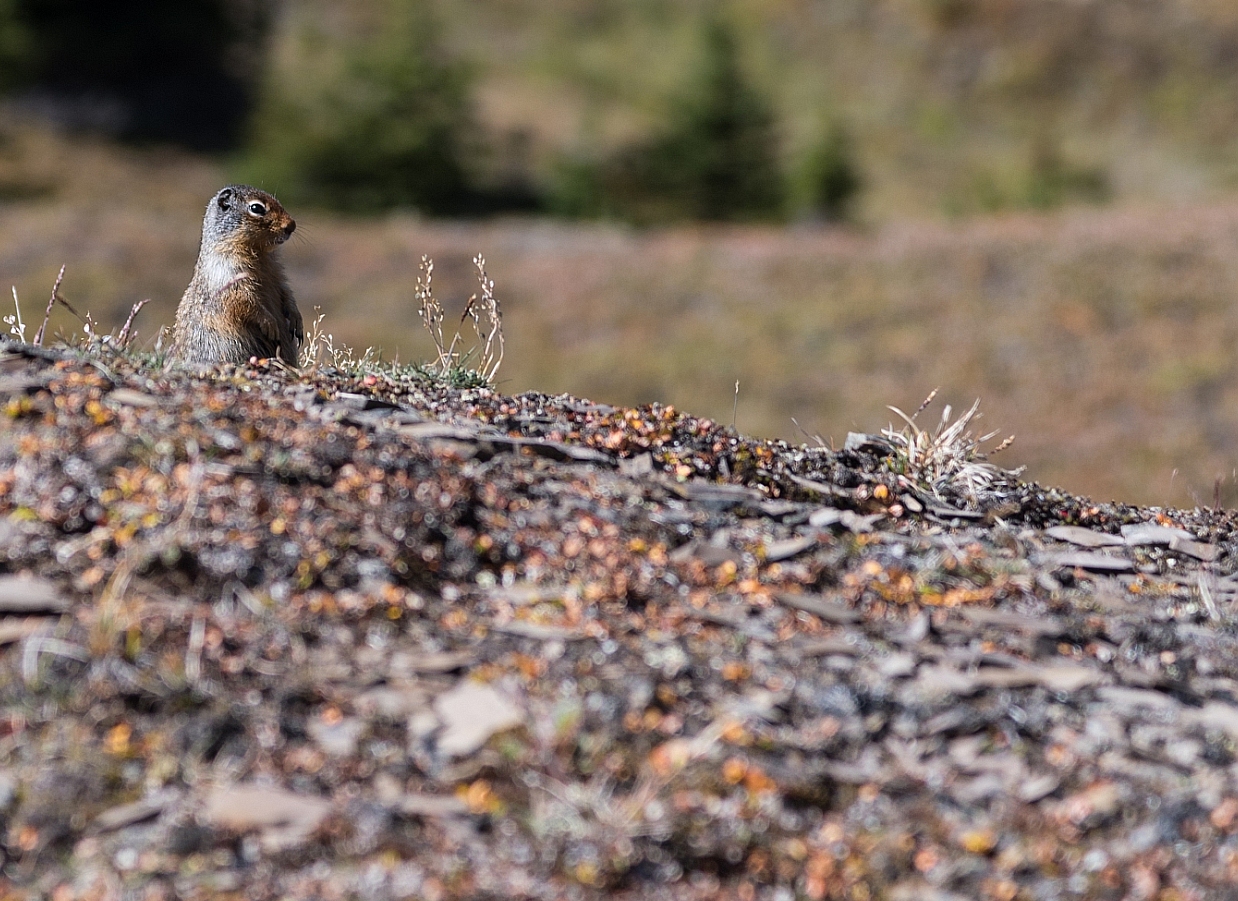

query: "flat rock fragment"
(433, 681), (525, 757)
(876, 652), (917, 678)
(971, 663), (1100, 692)
(93, 788), (182, 833)
(354, 684), (432, 720)
(1030, 663), (1103, 693)
(774, 592), (862, 624)
(0, 576), (70, 614)
(395, 793), (469, 818)
(791, 635), (865, 657)
(955, 606), (1067, 636)
(913, 665), (980, 698)
(201, 784), (332, 852)
(618, 452), (654, 477)
(1047, 552), (1134, 573)
(1121, 523), (1195, 547)
(887, 882), (972, 901)
(104, 387), (163, 407)
(398, 422), (481, 441)
(1095, 686), (1180, 712)
(1044, 525), (1124, 548)
(664, 479), (765, 508)
(757, 499), (804, 518)
(808, 507), (884, 532)
(308, 716), (365, 756)
(762, 535), (817, 562)
(890, 611), (930, 644)
(1018, 773), (1060, 802)
(1191, 702), (1238, 738)
(489, 620), (586, 641)
(389, 650), (476, 675)
(1168, 536), (1223, 562)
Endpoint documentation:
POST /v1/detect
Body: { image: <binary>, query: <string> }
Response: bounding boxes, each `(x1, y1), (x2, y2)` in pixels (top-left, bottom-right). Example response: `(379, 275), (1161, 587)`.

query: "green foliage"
(0, 0), (29, 90)
(243, 0), (474, 215)
(948, 138), (1109, 215)
(546, 155), (611, 219)
(555, 17), (787, 224)
(0, 0), (267, 149)
(638, 18), (784, 221)
(1023, 140), (1108, 210)
(802, 122), (862, 222)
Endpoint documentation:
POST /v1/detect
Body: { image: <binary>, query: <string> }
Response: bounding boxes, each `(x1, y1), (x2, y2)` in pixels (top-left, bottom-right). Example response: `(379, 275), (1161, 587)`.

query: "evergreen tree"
(619, 18), (784, 222)
(1, 0), (267, 149)
(245, 0), (473, 214)
(805, 122), (861, 221)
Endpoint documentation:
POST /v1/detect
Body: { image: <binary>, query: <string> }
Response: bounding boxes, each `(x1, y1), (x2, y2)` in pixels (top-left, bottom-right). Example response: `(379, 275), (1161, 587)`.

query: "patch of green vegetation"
(944, 139), (1108, 216)
(798, 122), (863, 222)
(241, 0), (474, 215)
(549, 16), (810, 224)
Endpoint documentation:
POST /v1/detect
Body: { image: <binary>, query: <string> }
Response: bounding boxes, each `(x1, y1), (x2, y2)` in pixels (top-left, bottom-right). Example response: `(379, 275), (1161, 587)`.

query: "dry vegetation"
(1, 124), (1237, 506)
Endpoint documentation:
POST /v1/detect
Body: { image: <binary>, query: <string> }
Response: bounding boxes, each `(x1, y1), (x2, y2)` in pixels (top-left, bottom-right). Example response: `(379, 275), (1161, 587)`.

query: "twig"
(913, 387), (939, 419)
(790, 416), (828, 448)
(1198, 570), (1221, 622)
(32, 264), (65, 347)
(116, 298), (149, 348)
(185, 615), (205, 685)
(471, 254), (504, 382)
(52, 283), (94, 336)
(22, 632), (89, 688)
(4, 287), (24, 341)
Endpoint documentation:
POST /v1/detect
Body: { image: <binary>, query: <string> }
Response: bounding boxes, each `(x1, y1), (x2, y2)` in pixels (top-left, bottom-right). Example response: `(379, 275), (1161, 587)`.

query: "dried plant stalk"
(116, 299), (149, 349)
(464, 254), (504, 383)
(416, 256), (458, 372)
(32, 264), (65, 346)
(415, 253), (505, 384)
(4, 286), (25, 342)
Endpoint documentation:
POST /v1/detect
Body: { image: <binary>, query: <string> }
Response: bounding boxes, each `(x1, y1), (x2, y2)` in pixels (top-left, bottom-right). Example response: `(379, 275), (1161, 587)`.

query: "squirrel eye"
(247, 201), (267, 217)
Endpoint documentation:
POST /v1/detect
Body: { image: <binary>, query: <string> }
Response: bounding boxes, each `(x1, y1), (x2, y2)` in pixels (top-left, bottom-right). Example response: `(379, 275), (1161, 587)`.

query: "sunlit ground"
(4, 127), (1238, 507)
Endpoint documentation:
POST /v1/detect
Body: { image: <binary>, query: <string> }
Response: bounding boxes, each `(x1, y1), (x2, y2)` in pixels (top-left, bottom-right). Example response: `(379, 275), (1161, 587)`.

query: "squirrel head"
(202, 185), (296, 255)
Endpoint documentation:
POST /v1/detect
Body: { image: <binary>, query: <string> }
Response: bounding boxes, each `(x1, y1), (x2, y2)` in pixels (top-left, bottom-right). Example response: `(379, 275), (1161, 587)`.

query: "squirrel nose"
(283, 220), (296, 237)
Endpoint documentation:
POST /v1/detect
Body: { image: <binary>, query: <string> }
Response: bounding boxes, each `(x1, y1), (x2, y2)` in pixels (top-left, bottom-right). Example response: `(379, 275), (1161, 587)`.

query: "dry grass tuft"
(883, 389), (1022, 506)
(298, 307), (381, 373)
(301, 253), (505, 388)
(417, 254), (504, 386)
(8, 266), (152, 353)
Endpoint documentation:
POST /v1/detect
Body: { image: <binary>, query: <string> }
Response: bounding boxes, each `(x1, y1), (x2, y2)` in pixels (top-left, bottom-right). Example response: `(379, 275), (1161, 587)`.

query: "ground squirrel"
(169, 185), (303, 366)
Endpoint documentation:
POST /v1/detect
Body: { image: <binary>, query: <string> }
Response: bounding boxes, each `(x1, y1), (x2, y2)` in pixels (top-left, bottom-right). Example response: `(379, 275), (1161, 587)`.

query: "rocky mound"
(1, 339), (1237, 900)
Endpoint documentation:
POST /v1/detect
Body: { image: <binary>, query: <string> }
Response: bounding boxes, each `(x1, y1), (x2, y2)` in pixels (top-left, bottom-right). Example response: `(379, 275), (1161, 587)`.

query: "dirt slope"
(2, 340), (1238, 899)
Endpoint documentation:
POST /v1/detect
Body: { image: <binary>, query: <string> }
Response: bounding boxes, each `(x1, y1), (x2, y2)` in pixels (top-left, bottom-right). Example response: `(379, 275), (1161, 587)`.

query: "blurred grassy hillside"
(435, 0), (1238, 219)
(5, 1), (1238, 220)
(5, 126), (1238, 508)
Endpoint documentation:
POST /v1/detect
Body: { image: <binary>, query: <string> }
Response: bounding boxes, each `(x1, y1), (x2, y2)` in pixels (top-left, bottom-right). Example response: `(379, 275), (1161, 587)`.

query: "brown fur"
(169, 185), (302, 366)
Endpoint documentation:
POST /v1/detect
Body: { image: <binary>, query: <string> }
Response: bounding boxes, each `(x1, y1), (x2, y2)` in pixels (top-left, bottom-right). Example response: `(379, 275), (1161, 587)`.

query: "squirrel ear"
(217, 188), (233, 210)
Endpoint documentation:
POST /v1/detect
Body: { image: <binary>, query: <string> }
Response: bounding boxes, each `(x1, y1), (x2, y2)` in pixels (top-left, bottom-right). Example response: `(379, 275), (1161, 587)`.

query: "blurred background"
(2, 0), (1238, 506)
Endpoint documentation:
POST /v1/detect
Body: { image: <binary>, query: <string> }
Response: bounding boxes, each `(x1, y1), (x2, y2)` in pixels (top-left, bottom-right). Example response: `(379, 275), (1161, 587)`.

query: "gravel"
(2, 339), (1238, 899)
